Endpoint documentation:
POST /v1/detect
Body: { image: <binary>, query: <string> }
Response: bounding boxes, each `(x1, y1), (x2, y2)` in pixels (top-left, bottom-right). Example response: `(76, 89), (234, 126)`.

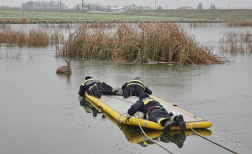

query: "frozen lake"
(0, 23), (251, 154)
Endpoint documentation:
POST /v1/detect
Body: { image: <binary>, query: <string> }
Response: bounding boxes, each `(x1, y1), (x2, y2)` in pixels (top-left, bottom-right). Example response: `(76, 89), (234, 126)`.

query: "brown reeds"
(20, 18), (29, 24)
(228, 21), (252, 27)
(219, 31), (252, 54)
(0, 27), (27, 47)
(28, 29), (49, 46)
(60, 22), (226, 65)
(50, 31), (65, 46)
(0, 26), (64, 47)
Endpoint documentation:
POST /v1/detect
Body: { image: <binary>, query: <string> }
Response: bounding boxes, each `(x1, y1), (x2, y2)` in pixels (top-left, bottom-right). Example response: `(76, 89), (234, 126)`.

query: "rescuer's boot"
(92, 86), (101, 98)
(162, 120), (177, 133)
(172, 115), (186, 132)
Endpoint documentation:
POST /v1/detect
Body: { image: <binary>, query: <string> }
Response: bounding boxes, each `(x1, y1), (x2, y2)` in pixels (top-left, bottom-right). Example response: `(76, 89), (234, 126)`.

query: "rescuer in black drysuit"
(126, 93), (186, 133)
(122, 77), (152, 98)
(78, 76), (116, 98)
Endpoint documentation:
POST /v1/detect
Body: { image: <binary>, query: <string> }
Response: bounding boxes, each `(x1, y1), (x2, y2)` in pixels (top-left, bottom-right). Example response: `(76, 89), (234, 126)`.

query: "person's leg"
(150, 108), (177, 133)
(171, 115), (186, 132)
(97, 84), (107, 94)
(136, 86), (144, 97)
(101, 82), (114, 94)
(162, 120), (177, 133)
(91, 86), (101, 98)
(161, 108), (186, 132)
(123, 86), (131, 98)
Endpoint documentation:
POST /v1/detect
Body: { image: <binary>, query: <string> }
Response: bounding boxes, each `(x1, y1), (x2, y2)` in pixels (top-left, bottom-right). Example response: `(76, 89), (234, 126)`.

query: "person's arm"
(127, 100), (144, 116)
(78, 85), (85, 96)
(145, 86), (152, 95)
(121, 82), (128, 90)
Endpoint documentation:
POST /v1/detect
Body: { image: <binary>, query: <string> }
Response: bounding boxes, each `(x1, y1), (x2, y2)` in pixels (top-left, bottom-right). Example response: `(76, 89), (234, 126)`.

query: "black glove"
(126, 114), (131, 122)
(168, 111), (175, 116)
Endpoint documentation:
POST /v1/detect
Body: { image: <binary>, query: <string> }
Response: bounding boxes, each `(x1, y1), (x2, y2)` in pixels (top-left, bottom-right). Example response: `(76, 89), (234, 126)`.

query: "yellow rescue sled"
(85, 93), (212, 131)
(80, 97), (212, 148)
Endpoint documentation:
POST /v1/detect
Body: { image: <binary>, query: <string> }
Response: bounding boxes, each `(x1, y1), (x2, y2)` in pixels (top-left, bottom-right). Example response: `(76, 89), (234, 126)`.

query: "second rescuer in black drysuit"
(126, 93), (186, 133)
(78, 76), (115, 98)
(122, 77), (152, 98)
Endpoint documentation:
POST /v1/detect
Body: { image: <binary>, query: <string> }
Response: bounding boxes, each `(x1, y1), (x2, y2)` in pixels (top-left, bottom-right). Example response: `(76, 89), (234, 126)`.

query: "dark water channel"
(0, 23), (251, 154)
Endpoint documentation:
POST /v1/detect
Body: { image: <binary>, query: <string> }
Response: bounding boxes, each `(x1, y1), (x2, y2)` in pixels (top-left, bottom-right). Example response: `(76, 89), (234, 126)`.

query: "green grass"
(120, 9), (252, 21)
(0, 10), (211, 21)
(1, 9), (252, 21)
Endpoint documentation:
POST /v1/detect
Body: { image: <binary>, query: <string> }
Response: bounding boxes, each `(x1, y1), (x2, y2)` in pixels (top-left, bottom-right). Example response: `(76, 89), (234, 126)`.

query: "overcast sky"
(1, 0), (252, 9)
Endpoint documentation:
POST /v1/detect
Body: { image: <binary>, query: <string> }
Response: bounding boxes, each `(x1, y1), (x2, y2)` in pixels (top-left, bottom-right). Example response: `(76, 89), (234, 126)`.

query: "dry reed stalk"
(0, 31), (2, 45)
(50, 31), (64, 45)
(219, 31), (252, 54)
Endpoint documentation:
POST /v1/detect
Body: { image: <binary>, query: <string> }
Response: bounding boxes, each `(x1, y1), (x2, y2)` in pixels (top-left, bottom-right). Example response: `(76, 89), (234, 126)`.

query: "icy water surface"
(0, 23), (251, 154)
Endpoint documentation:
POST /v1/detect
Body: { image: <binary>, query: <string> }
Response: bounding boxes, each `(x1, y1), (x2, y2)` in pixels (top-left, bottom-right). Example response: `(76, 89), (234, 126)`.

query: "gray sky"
(1, 0), (252, 9)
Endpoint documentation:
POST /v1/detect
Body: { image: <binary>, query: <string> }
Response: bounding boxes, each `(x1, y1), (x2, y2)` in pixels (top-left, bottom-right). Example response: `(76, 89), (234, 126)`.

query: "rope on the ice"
(118, 113), (173, 153)
(107, 95), (134, 104)
(186, 122), (238, 154)
(136, 116), (173, 154)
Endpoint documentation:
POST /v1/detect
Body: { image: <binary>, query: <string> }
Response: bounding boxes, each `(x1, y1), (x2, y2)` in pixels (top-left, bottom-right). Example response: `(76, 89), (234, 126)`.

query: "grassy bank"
(120, 9), (252, 21)
(0, 10), (199, 21)
(1, 9), (252, 22)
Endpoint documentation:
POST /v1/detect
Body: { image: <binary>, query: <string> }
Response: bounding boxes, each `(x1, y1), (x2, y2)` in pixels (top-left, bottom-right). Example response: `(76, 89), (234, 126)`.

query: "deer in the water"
(56, 59), (72, 74)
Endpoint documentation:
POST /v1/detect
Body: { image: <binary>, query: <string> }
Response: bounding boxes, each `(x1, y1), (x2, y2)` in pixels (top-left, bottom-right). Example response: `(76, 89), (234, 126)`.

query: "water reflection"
(56, 73), (71, 83)
(79, 96), (106, 119)
(120, 124), (187, 148)
(78, 97), (212, 149)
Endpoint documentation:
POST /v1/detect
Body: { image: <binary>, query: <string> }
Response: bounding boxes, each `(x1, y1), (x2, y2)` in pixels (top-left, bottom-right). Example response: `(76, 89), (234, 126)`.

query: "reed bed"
(219, 31), (252, 54)
(28, 29), (49, 46)
(0, 27), (28, 46)
(60, 22), (226, 65)
(0, 26), (64, 47)
(228, 21), (252, 27)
